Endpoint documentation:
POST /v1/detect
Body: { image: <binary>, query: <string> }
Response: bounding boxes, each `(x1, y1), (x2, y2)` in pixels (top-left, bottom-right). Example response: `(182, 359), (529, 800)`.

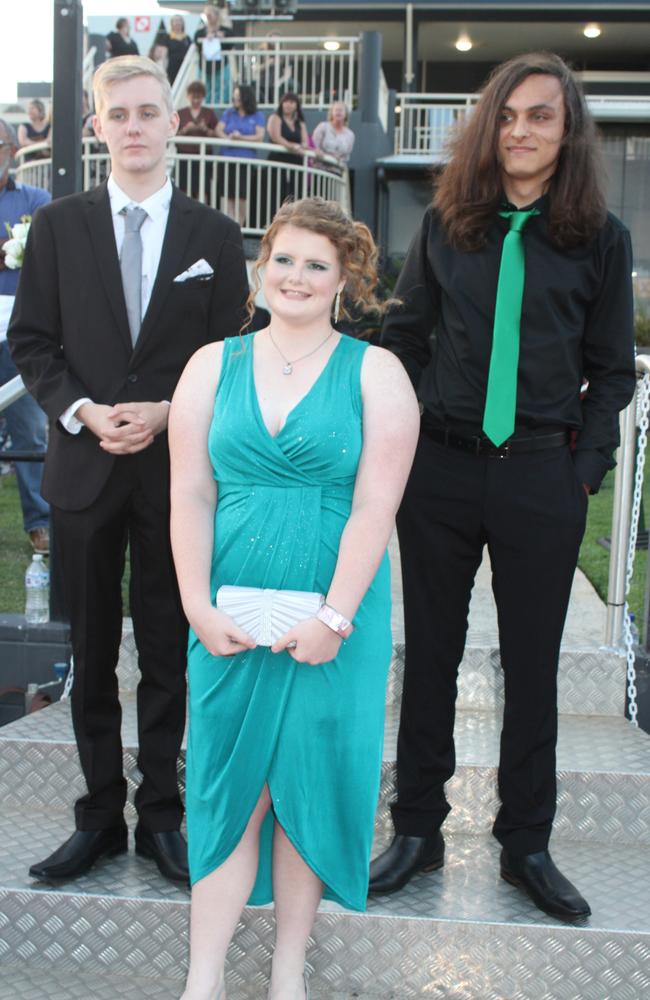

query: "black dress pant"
(392, 431), (588, 855)
(51, 450), (188, 832)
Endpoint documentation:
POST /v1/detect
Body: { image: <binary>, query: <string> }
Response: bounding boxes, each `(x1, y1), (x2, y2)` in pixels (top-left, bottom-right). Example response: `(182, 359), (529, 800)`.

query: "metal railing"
(606, 354), (650, 647)
(0, 375), (27, 413)
(14, 137), (350, 236)
(171, 42), (200, 108)
(189, 35), (357, 111)
(394, 93), (478, 155)
(394, 92), (650, 157)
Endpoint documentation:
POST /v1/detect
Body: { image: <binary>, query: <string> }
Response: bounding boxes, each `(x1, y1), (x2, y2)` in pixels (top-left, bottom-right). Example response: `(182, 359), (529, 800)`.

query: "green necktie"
(482, 208), (539, 446)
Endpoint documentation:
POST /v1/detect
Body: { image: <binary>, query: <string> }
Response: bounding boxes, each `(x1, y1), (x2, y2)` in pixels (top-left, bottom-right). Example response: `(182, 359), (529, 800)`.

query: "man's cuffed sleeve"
(59, 397), (92, 434)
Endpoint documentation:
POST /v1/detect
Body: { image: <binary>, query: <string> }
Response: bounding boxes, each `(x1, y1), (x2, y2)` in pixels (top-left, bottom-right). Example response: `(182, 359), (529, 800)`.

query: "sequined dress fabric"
(186, 332), (392, 910)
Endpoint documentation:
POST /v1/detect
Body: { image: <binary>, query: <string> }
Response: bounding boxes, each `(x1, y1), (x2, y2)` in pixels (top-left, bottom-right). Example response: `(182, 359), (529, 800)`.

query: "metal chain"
(60, 654), (74, 700)
(622, 372), (650, 726)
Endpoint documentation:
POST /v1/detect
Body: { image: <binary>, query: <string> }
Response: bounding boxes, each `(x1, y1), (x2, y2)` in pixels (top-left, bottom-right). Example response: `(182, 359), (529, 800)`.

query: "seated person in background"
(266, 91), (309, 207)
(216, 84), (265, 227)
(156, 15), (191, 86)
(17, 100), (51, 160)
(253, 31), (295, 107)
(177, 81), (219, 201)
(106, 18), (139, 58)
(312, 101), (355, 171)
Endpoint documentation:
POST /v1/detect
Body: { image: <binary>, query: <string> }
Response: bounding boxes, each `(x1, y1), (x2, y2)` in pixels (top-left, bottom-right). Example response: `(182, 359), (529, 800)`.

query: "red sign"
(134, 16), (151, 33)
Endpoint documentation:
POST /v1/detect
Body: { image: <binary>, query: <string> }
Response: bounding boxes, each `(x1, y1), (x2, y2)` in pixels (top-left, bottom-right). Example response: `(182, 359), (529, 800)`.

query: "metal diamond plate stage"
(1, 536), (650, 997)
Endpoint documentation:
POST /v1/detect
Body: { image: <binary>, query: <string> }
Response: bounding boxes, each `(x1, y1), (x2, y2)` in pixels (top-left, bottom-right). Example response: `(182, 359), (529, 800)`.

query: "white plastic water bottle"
(25, 554), (49, 625)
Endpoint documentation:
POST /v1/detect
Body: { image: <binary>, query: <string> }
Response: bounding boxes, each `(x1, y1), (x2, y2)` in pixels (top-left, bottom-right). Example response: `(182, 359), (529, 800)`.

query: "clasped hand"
(77, 400), (170, 454)
(195, 609), (342, 665)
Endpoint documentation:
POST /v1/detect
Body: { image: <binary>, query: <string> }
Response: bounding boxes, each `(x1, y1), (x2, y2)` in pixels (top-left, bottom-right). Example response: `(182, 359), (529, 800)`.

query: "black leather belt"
(422, 425), (569, 458)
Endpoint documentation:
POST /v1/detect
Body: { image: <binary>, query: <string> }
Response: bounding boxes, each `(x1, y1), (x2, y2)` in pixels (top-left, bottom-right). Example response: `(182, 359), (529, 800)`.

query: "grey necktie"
(120, 206), (147, 346)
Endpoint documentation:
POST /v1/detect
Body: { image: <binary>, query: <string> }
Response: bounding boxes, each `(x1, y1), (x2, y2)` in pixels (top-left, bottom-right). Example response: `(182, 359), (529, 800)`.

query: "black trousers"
(392, 432), (588, 855)
(52, 452), (188, 832)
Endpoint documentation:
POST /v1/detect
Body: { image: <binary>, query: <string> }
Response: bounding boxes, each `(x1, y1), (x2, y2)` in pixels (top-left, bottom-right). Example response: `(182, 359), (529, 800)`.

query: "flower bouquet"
(3, 216), (31, 269)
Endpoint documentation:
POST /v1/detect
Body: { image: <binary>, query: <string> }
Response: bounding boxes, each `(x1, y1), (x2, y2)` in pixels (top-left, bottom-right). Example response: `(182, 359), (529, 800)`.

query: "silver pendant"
(283, 363), (293, 375)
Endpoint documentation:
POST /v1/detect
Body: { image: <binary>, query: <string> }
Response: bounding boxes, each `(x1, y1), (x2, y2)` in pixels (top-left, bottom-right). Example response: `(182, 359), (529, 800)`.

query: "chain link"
(622, 372), (650, 726)
(60, 654), (74, 700)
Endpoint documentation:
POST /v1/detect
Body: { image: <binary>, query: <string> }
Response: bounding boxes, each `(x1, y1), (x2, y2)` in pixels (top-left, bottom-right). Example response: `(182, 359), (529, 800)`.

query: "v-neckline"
(250, 332), (344, 442)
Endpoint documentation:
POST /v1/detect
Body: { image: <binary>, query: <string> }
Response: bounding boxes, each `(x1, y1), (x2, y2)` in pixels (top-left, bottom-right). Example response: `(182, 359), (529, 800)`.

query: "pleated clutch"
(216, 585), (325, 646)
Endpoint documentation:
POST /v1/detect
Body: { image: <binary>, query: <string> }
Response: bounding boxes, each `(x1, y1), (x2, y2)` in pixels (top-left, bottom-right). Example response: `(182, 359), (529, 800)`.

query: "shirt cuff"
(59, 397), (92, 435)
(572, 448), (612, 495)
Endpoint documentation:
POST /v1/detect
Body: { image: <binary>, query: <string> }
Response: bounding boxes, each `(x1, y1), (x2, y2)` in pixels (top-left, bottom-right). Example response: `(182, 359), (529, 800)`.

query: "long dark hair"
(234, 85), (257, 117)
(434, 51), (607, 251)
(275, 91), (304, 122)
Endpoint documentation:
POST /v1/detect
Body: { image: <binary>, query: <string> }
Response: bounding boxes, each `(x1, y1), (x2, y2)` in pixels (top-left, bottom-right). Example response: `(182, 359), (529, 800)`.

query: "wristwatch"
(316, 603), (354, 639)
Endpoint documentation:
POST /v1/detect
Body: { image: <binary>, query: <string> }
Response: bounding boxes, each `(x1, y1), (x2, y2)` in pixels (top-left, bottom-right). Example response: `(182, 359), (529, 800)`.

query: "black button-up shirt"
(381, 198), (636, 491)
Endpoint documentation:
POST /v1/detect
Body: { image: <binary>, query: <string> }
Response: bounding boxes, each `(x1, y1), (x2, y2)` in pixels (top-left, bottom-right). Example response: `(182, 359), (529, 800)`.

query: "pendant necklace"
(268, 328), (335, 375)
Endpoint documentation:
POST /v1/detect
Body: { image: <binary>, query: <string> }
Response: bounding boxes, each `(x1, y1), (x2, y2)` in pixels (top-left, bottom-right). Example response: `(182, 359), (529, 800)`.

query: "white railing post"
(606, 397), (638, 646)
(605, 355), (650, 647)
(15, 136), (349, 238)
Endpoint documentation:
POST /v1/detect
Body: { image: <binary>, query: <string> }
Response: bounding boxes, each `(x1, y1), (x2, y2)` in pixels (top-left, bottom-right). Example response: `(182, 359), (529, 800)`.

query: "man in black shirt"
(369, 52), (635, 920)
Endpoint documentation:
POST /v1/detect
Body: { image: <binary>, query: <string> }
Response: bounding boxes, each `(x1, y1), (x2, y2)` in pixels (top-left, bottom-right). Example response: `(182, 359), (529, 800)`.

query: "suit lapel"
(84, 183), (132, 354)
(133, 187), (194, 355)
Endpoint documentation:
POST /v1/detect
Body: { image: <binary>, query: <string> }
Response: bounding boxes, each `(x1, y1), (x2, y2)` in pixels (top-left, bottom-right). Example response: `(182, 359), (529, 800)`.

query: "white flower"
(3, 239), (23, 269)
(9, 223), (30, 242)
(2, 217), (31, 269)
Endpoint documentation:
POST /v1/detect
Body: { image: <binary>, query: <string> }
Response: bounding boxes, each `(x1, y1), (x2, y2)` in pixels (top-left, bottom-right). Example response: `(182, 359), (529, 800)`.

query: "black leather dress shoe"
(29, 824), (128, 882)
(368, 832), (445, 895)
(134, 824), (189, 884)
(500, 848), (591, 922)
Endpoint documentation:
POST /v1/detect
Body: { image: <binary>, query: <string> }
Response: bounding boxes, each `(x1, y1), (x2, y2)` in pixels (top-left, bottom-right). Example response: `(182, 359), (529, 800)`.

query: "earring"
(333, 289), (341, 324)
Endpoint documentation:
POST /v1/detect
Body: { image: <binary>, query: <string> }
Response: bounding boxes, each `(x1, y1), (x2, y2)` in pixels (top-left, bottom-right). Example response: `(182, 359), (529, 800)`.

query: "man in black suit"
(9, 56), (249, 883)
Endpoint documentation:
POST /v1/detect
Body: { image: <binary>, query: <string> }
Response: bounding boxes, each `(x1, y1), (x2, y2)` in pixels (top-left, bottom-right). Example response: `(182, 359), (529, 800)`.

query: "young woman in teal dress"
(169, 198), (419, 1000)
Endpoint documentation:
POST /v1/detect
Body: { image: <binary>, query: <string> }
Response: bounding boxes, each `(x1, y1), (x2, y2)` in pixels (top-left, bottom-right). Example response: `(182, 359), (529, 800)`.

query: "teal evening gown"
(186, 331), (392, 911)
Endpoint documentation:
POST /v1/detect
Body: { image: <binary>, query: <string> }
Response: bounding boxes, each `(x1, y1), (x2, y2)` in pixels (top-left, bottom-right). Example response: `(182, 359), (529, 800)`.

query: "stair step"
(0, 965), (183, 1000)
(116, 622), (625, 717)
(0, 966), (365, 1000)
(0, 807), (648, 1000)
(386, 642), (625, 716)
(115, 541), (624, 717)
(2, 699), (649, 845)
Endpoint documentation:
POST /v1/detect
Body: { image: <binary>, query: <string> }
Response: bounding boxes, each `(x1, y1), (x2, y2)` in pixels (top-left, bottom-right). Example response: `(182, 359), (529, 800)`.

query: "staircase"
(1, 539), (649, 999)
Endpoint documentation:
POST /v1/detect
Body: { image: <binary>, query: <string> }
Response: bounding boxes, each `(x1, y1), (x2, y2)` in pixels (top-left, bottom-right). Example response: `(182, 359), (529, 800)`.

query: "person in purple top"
(0, 119), (50, 554)
(216, 85), (265, 226)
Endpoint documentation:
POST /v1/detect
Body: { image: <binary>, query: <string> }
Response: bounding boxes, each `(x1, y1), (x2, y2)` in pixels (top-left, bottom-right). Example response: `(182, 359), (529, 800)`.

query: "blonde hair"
(93, 56), (174, 115)
(328, 101), (349, 125)
(245, 197), (395, 330)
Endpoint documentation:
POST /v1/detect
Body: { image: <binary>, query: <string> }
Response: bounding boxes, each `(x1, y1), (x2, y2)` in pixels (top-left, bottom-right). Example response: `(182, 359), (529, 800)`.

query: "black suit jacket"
(8, 183), (248, 511)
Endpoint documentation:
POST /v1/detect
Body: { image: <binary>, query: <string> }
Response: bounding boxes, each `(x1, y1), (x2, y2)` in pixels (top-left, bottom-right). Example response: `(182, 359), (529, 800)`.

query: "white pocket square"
(174, 259), (214, 282)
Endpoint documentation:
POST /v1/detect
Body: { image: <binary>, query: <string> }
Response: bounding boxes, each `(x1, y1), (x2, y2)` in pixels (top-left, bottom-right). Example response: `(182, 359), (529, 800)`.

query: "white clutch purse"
(216, 585), (325, 646)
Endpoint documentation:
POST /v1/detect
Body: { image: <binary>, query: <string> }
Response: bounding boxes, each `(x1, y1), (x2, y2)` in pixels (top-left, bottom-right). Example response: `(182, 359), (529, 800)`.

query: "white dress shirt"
(60, 175), (173, 434)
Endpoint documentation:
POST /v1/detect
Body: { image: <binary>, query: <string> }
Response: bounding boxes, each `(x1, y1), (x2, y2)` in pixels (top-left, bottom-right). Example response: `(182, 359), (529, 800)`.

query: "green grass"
(0, 465), (647, 636)
(0, 472), (130, 615)
(0, 474), (32, 613)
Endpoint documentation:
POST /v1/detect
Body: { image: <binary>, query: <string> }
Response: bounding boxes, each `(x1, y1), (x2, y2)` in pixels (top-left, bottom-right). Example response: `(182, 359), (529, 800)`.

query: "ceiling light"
(455, 35), (473, 53)
(583, 24), (602, 39)
(323, 40), (341, 52)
